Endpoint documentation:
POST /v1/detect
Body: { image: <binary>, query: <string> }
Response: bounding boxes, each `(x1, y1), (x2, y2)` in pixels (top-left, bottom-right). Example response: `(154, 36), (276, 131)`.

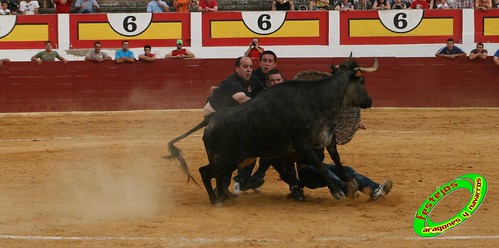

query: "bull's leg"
(215, 175), (230, 203)
(325, 140), (349, 182)
(222, 174), (238, 199)
(276, 157), (305, 202)
(293, 144), (344, 199)
(199, 165), (219, 206)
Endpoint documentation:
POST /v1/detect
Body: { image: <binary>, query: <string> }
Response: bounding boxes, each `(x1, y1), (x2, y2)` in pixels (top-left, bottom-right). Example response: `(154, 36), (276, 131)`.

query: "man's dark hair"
(260, 50), (277, 62)
(267, 68), (282, 77)
(476, 42), (484, 48)
(94, 41), (102, 46)
(266, 68), (285, 81)
(44, 40), (52, 45)
(144, 45), (152, 50)
(235, 56), (245, 67)
(122, 40), (129, 45)
(446, 38), (454, 43)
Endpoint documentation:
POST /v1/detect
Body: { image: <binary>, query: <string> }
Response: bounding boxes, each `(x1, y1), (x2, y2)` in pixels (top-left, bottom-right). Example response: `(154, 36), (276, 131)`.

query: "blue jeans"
(297, 164), (379, 193)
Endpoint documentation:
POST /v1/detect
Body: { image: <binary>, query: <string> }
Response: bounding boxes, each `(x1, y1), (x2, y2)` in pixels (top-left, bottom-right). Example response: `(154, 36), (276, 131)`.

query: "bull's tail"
(163, 118), (209, 188)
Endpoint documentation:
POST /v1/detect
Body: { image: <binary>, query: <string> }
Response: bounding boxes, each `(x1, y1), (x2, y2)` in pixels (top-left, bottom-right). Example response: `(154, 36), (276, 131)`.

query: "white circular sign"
(378, 10), (424, 34)
(242, 12), (287, 35)
(0, 16), (17, 39)
(107, 13), (153, 37)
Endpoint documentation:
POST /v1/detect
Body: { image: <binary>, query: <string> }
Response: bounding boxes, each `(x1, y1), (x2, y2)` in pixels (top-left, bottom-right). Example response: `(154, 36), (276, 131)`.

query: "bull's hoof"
(289, 186), (306, 202)
(213, 187), (231, 202)
(213, 202), (224, 208)
(332, 191), (346, 200)
(345, 179), (359, 199)
(226, 190), (238, 198)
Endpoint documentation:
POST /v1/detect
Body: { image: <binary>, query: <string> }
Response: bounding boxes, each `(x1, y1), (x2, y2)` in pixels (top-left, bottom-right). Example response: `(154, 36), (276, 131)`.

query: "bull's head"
(331, 57), (378, 109)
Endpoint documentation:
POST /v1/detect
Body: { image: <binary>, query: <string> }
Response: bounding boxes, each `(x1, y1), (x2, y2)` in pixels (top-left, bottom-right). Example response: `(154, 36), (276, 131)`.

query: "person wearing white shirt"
(19, 0), (39, 15)
(146, 0), (170, 12)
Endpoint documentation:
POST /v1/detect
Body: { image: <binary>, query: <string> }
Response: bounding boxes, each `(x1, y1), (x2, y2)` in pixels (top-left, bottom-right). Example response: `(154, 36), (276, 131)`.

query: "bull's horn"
(346, 52), (353, 62)
(356, 57), (378, 73)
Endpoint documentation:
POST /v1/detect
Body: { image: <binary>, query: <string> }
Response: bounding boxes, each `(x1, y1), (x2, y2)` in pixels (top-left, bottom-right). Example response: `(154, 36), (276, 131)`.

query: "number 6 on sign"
(107, 13), (153, 37)
(378, 10), (424, 34)
(242, 12), (286, 35)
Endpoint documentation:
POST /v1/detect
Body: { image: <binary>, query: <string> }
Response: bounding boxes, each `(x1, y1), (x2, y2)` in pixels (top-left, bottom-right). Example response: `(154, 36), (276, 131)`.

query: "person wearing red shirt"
(53, 0), (72, 13)
(138, 45), (156, 62)
(244, 38), (265, 59)
(197, 0), (217, 11)
(410, 0), (429, 8)
(165, 39), (196, 59)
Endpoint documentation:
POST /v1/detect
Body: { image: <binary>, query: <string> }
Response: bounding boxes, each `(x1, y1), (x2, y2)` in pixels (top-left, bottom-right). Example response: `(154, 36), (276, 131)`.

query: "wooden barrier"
(0, 57), (498, 112)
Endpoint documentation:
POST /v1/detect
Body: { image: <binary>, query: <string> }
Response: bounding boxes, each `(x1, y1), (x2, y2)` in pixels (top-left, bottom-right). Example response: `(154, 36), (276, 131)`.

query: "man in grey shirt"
(85, 41), (112, 63)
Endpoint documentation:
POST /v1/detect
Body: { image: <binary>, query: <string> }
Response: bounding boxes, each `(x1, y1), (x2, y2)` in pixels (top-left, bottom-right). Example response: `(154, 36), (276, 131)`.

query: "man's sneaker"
(371, 179), (393, 201)
(252, 187), (262, 193)
(233, 182), (242, 195)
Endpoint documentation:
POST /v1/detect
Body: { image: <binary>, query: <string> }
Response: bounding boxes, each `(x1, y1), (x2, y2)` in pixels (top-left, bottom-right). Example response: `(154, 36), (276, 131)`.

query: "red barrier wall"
(0, 57), (498, 112)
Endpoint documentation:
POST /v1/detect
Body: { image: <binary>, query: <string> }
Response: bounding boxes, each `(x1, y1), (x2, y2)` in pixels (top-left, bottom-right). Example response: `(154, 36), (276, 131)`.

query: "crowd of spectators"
(2, 38), (497, 67)
(0, 0), (497, 15)
(0, 1), (498, 66)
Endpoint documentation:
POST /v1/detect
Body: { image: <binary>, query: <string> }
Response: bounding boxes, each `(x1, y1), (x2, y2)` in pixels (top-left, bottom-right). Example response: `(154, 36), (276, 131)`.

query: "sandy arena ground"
(0, 108), (498, 247)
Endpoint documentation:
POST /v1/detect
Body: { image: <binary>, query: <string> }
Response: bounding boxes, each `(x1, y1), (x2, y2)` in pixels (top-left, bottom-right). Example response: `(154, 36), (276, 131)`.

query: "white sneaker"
(371, 179), (393, 201)
(252, 187), (262, 193)
(233, 182), (242, 195)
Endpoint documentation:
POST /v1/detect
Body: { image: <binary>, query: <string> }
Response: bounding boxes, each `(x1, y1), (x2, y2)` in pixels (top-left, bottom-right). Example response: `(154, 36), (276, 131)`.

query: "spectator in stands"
(410, 0), (430, 8)
(373, 0), (391, 9)
(146, 0), (169, 12)
(1, 1), (11, 14)
(40, 0), (51, 8)
(197, 0), (217, 11)
(31, 40), (68, 64)
(19, 0), (39, 14)
(85, 41), (112, 63)
(115, 40), (135, 64)
(7, 0), (18, 14)
(174, 0), (193, 12)
(53, 0), (72, 13)
(244, 38), (265, 59)
(475, 0), (492, 10)
(310, 0), (329, 10)
(391, 0), (407, 8)
(74, 0), (100, 13)
(436, 0), (450, 8)
(138, 45), (156, 62)
(335, 0), (353, 10)
(0, 58), (9, 65)
(272, 0), (295, 10)
(469, 42), (488, 60)
(435, 38), (466, 59)
(453, 0), (473, 8)
(494, 49), (499, 66)
(493, 0), (498, 8)
(355, 0), (372, 9)
(165, 39), (195, 59)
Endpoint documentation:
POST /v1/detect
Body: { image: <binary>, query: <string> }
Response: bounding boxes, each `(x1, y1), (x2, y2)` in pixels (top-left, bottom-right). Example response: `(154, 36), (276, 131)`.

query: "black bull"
(165, 58), (378, 205)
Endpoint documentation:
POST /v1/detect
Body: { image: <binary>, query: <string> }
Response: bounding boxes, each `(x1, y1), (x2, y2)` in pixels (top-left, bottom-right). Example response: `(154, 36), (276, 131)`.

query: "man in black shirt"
(203, 56), (262, 116)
